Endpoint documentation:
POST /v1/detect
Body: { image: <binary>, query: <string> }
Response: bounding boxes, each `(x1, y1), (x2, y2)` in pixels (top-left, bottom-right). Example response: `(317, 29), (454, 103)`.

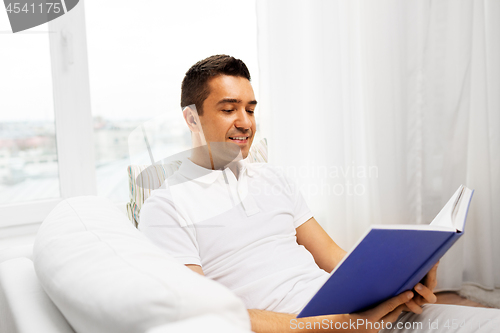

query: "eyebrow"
(217, 98), (258, 105)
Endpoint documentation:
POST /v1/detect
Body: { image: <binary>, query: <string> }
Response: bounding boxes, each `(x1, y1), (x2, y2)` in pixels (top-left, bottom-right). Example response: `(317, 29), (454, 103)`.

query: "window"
(0, 4), (95, 229)
(0, 13), (60, 204)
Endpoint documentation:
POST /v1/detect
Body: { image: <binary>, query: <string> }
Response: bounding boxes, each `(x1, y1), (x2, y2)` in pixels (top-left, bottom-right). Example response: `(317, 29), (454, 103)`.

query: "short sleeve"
(283, 173), (313, 229)
(139, 185), (202, 266)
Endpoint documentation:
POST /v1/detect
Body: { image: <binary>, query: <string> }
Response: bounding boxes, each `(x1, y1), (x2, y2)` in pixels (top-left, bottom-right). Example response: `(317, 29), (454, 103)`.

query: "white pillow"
(33, 196), (251, 333)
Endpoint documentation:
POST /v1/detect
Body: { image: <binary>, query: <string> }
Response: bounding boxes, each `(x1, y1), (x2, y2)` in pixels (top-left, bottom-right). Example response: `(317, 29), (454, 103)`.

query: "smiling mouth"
(229, 136), (249, 143)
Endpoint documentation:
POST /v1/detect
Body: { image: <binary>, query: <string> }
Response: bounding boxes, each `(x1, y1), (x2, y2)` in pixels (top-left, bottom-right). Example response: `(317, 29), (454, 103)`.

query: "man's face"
(198, 75), (257, 159)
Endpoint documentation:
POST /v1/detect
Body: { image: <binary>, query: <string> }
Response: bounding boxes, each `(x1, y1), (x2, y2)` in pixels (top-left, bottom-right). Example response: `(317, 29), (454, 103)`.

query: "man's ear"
(182, 105), (201, 133)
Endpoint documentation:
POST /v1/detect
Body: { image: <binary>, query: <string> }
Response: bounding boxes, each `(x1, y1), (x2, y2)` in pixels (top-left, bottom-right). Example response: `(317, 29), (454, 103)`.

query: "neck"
(189, 145), (213, 170)
(189, 144), (243, 179)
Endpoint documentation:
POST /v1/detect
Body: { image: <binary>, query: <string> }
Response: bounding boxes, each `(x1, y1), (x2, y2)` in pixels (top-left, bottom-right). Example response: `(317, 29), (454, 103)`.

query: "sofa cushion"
(0, 244), (33, 264)
(33, 196), (251, 333)
(0, 257), (75, 333)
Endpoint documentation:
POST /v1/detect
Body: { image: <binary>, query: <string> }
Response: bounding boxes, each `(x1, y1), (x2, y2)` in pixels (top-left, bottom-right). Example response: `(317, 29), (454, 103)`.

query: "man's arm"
(185, 264), (413, 333)
(295, 217), (347, 273)
(248, 292), (413, 333)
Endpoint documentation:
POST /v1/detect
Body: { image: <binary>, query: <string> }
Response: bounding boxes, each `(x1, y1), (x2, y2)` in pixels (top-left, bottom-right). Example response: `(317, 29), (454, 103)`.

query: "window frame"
(0, 2), (96, 232)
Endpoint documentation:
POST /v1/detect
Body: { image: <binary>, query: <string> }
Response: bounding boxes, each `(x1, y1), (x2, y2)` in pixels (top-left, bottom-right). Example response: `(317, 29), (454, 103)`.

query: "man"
(139, 55), (499, 332)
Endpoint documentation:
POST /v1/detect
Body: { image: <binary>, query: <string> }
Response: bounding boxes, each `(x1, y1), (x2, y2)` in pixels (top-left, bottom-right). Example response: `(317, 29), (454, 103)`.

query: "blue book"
(297, 185), (474, 318)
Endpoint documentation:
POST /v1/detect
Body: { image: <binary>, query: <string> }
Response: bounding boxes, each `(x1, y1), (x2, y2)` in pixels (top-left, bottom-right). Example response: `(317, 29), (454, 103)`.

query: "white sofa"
(0, 196), (253, 333)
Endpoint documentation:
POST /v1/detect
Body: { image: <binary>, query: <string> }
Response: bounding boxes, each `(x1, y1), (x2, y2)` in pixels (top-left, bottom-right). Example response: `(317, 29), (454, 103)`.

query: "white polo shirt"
(139, 157), (329, 314)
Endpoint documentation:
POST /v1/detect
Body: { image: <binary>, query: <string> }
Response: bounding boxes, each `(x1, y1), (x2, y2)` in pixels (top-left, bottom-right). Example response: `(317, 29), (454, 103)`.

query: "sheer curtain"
(256, 0), (500, 299)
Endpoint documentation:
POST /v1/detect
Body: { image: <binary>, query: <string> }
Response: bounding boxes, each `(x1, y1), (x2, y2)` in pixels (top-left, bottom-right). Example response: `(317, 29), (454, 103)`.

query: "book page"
(430, 185), (464, 229)
(452, 187), (473, 232)
(371, 224), (454, 231)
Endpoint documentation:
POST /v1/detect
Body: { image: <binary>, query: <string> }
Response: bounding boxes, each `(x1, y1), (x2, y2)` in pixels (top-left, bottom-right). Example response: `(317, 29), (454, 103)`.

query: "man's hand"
(403, 261), (439, 314)
(350, 291), (414, 332)
(249, 291), (414, 333)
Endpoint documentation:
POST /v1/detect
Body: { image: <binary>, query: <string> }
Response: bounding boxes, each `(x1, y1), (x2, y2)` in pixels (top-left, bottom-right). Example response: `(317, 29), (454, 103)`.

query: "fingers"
(426, 262), (439, 290)
(404, 299), (423, 314)
(400, 304), (410, 312)
(370, 291), (414, 320)
(421, 262), (439, 289)
(381, 304), (406, 323)
(414, 283), (437, 304)
(412, 294), (425, 307)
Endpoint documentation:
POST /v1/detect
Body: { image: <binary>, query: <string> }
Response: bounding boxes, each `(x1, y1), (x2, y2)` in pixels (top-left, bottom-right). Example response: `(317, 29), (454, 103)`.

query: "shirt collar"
(178, 157), (250, 184)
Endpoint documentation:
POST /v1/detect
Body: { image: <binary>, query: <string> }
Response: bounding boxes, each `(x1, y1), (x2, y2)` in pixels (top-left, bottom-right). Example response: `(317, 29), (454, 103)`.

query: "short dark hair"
(181, 55), (251, 115)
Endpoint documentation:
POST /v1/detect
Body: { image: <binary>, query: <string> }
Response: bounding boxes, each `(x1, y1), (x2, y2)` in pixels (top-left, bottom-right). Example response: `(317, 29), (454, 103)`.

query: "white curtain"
(256, 0), (500, 296)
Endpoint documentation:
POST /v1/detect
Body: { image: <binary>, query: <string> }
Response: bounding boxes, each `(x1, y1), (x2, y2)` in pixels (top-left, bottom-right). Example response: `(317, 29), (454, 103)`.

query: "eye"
(246, 110), (255, 114)
(222, 109), (234, 113)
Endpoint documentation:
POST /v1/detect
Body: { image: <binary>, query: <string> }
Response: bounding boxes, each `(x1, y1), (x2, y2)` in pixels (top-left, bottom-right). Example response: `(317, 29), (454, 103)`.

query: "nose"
(234, 108), (252, 131)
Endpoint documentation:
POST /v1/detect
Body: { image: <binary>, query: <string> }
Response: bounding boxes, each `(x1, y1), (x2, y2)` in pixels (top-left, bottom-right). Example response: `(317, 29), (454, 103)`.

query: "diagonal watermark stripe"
(3, 0), (79, 33)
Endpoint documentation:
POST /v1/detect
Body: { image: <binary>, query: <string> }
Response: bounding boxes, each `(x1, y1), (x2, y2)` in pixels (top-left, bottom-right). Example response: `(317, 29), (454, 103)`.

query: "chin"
(242, 146), (252, 159)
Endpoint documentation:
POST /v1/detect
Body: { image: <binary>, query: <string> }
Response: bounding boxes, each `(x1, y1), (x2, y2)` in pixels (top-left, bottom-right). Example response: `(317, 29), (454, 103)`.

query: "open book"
(297, 185), (474, 318)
